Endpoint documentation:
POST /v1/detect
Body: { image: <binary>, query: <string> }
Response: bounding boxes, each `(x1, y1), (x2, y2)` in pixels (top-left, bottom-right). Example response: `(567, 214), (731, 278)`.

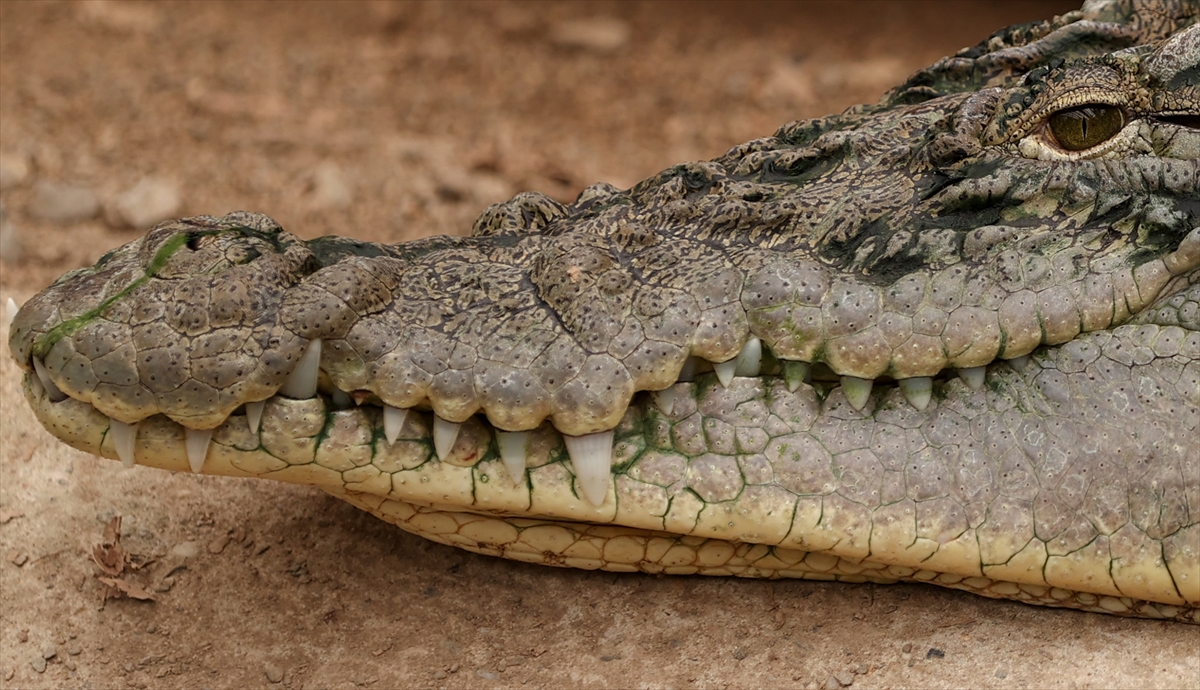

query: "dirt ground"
(1, 1), (1197, 688)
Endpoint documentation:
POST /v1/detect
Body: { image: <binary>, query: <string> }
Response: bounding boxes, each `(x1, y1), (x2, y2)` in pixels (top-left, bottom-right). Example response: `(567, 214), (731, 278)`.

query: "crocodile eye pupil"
(1048, 104), (1125, 151)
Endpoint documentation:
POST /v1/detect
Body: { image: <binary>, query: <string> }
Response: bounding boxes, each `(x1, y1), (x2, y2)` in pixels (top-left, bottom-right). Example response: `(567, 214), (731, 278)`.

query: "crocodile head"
(9, 0), (1200, 619)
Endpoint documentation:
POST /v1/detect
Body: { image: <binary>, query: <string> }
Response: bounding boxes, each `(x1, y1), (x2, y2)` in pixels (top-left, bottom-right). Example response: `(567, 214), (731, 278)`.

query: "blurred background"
(0, 0), (1076, 289)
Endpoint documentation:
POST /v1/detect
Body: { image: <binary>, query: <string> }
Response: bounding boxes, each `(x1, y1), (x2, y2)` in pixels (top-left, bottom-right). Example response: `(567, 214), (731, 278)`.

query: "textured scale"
(8, 0), (1200, 621)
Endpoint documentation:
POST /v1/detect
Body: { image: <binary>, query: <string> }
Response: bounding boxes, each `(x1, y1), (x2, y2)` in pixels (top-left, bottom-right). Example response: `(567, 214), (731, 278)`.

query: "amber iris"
(1048, 104), (1126, 151)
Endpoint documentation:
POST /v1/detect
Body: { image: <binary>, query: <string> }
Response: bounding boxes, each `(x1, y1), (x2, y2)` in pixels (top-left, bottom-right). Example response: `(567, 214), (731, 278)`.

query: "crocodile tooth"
(28, 369), (45, 398)
(733, 337), (762, 377)
(32, 358), (66, 402)
(432, 416), (461, 461)
(654, 388), (677, 415)
(958, 366), (986, 390)
(840, 376), (873, 411)
(383, 404), (408, 446)
(496, 431), (530, 486)
(245, 400), (265, 435)
(780, 360), (810, 393)
(563, 429), (613, 507)
(331, 388), (352, 409)
(1007, 355), (1030, 373)
(714, 359), (737, 387)
(278, 339), (321, 399)
(5, 297), (17, 327)
(898, 377), (932, 411)
(677, 356), (699, 382)
(109, 418), (138, 469)
(184, 427), (212, 474)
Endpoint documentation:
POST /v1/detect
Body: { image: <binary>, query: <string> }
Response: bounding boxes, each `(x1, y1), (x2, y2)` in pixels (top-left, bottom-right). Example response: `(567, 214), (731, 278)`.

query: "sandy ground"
(2, 1), (1198, 688)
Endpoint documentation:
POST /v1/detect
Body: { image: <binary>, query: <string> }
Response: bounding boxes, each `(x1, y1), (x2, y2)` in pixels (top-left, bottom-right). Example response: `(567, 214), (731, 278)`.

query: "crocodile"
(8, 0), (1200, 621)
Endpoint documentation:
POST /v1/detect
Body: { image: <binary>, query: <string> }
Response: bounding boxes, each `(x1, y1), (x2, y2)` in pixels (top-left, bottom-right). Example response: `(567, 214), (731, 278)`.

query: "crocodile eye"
(1047, 104), (1125, 151)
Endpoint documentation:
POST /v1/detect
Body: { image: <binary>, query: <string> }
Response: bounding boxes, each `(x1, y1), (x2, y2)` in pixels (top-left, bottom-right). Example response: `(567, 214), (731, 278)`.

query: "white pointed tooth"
(563, 430), (614, 508)
(246, 400), (265, 435)
(780, 360), (810, 392)
(677, 356), (699, 383)
(1007, 355), (1030, 374)
(331, 388), (352, 409)
(840, 376), (873, 411)
(279, 339), (321, 399)
(714, 359), (736, 388)
(898, 377), (932, 412)
(184, 427), (212, 474)
(109, 419), (138, 469)
(28, 369), (45, 398)
(654, 387), (677, 416)
(733, 337), (762, 377)
(32, 357), (66, 402)
(432, 415), (461, 461)
(496, 431), (530, 486)
(383, 404), (409, 447)
(5, 297), (18, 327)
(958, 366), (986, 391)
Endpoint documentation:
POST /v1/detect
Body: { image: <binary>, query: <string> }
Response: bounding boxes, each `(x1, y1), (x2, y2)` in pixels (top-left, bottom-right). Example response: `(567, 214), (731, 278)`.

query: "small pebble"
(824, 675), (840, 690)
(0, 152), (30, 190)
(42, 645), (56, 660)
(477, 669), (498, 681)
(309, 162), (352, 210)
(64, 659), (76, 672)
(105, 177), (182, 230)
(17, 630), (28, 643)
(28, 181), (99, 223)
(208, 534), (231, 555)
(145, 624), (156, 634)
(171, 542), (200, 559)
(9, 551), (28, 567)
(67, 643), (82, 656)
(926, 648), (945, 660)
(31, 656), (46, 674)
(901, 643), (912, 653)
(264, 663), (283, 683)
(77, 0), (164, 33)
(835, 671), (855, 687)
(432, 670), (448, 680)
(995, 670), (1008, 679)
(549, 17), (630, 52)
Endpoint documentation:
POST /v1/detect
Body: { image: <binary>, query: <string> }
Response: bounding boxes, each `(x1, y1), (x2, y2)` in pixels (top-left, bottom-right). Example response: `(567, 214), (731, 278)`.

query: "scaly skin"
(9, 0), (1200, 620)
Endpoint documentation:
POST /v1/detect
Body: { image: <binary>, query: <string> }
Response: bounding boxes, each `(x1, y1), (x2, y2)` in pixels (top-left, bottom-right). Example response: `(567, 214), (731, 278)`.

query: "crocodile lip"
(20, 331), (1036, 506)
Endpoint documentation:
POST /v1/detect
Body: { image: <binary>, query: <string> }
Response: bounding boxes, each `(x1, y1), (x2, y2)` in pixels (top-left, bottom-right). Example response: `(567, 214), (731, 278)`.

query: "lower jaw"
(23, 368), (1200, 619)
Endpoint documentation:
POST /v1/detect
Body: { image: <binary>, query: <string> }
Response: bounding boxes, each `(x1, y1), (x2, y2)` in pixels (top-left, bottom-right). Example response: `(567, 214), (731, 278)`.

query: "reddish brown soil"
(2, 2), (1196, 688)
